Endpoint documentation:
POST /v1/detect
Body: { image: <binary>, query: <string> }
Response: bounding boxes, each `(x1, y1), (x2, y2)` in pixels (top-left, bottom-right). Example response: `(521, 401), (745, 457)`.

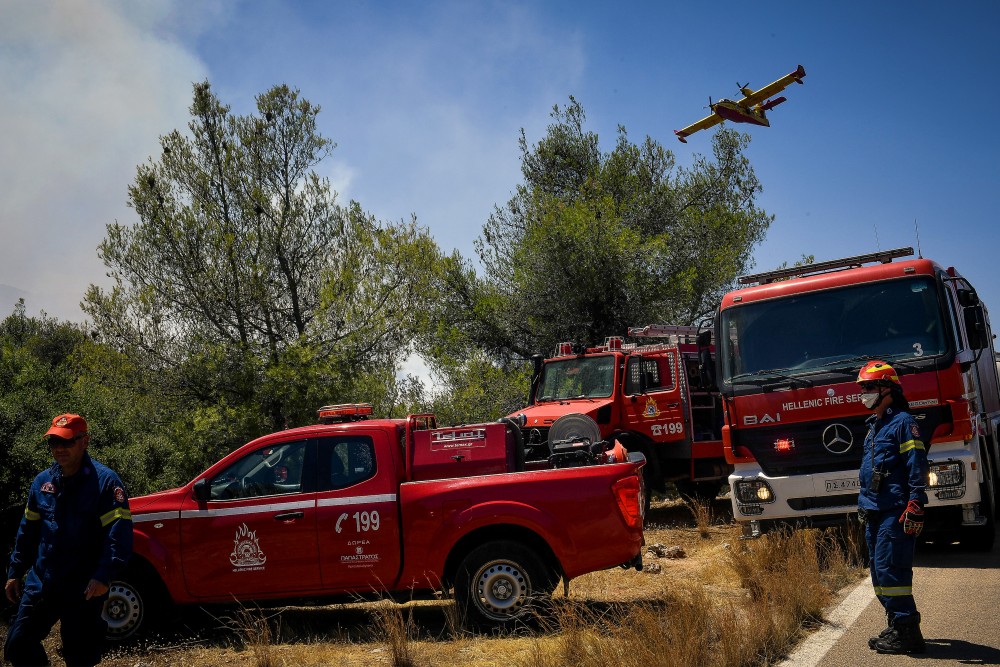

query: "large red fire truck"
(716, 248), (1000, 549)
(505, 325), (730, 500)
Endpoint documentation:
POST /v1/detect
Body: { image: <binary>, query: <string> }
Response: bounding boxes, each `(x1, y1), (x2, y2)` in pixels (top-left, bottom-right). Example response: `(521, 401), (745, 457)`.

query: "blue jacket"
(7, 453), (133, 596)
(858, 407), (929, 512)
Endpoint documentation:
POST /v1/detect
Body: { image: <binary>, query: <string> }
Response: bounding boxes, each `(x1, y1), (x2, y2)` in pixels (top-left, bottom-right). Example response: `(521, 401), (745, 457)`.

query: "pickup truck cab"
(107, 404), (645, 638)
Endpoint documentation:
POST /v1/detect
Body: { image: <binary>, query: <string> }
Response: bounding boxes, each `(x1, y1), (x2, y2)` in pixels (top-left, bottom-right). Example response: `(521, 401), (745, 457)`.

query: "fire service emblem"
(230, 523), (267, 570)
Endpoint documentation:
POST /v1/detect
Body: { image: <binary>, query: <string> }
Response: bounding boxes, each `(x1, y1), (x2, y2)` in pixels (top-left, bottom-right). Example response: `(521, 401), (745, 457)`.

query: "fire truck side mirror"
(964, 305), (987, 350)
(957, 288), (980, 308)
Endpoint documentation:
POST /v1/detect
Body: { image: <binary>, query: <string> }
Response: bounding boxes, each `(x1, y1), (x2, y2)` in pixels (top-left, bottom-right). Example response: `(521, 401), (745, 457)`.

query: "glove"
(899, 499), (924, 536)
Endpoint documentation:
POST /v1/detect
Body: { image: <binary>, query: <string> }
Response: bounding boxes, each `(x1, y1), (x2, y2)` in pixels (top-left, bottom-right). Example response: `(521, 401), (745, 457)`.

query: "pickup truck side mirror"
(193, 478), (210, 503)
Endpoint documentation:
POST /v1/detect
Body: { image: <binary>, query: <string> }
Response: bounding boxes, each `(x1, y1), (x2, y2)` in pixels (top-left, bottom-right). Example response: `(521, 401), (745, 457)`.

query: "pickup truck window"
(318, 436), (377, 490)
(209, 440), (309, 500)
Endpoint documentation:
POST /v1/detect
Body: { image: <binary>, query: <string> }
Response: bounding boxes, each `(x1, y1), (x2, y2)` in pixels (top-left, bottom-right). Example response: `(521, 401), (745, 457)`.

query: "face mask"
(861, 391), (883, 409)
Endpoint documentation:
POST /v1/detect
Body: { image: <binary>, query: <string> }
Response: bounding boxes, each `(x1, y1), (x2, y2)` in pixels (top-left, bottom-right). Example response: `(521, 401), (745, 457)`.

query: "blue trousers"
(864, 509), (919, 622)
(3, 587), (107, 667)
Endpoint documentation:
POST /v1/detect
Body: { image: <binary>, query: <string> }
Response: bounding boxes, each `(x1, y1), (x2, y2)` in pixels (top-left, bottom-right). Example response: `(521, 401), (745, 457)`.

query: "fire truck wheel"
(960, 479), (996, 552)
(454, 541), (556, 629)
(104, 565), (169, 642)
(674, 481), (722, 502)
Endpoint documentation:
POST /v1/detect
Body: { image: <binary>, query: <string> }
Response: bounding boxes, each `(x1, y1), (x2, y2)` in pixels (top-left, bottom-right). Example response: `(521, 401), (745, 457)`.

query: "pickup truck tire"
(454, 541), (555, 629)
(104, 565), (169, 642)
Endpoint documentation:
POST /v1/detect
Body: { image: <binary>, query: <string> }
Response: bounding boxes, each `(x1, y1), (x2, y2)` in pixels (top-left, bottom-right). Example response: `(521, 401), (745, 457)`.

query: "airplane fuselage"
(711, 100), (770, 127)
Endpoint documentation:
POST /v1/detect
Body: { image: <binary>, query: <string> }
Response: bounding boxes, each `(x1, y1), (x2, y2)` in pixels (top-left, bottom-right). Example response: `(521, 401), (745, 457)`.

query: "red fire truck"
(505, 325), (730, 501)
(107, 404), (645, 639)
(716, 248), (1000, 549)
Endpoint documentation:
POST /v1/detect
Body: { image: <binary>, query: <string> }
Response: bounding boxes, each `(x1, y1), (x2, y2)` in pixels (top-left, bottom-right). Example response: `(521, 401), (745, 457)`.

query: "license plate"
(825, 478), (860, 492)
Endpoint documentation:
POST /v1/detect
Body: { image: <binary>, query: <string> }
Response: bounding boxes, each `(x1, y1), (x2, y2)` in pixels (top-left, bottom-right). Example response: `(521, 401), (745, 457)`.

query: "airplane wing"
(737, 64), (806, 108)
(674, 113), (724, 143)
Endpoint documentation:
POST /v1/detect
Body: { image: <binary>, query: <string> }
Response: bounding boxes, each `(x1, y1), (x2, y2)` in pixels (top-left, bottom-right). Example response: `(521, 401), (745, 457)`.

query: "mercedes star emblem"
(822, 423), (854, 455)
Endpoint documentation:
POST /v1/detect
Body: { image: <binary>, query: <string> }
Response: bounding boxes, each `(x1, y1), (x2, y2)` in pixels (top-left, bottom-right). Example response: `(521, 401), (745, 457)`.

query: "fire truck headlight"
(928, 461), (964, 488)
(734, 479), (775, 504)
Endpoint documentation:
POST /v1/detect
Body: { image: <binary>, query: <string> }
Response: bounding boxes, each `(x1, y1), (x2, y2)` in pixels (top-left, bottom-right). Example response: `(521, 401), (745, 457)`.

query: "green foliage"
(426, 351), (531, 426)
(449, 97), (772, 359)
(85, 82), (442, 445)
(0, 302), (81, 507)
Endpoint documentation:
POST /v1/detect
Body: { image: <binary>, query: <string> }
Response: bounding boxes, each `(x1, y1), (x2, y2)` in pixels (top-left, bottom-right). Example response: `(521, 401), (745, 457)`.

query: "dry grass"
(3, 499), (867, 667)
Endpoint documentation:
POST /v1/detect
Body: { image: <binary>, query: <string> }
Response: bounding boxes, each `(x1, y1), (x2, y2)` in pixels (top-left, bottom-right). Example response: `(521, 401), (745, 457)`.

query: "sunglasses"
(47, 435), (85, 449)
(858, 382), (882, 392)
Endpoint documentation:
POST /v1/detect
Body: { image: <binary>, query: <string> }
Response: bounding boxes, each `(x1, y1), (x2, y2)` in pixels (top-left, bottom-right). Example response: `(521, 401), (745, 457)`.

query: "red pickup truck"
(105, 405), (645, 638)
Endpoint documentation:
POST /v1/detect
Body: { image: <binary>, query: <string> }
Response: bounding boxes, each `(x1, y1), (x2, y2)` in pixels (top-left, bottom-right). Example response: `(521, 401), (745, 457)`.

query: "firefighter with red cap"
(4, 414), (133, 667)
(856, 361), (928, 654)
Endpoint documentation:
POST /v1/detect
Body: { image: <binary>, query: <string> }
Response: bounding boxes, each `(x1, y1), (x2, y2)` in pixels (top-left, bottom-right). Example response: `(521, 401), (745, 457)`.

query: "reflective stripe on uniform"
(100, 507), (132, 526)
(24, 508), (41, 521)
(899, 439), (924, 453)
(875, 585), (913, 597)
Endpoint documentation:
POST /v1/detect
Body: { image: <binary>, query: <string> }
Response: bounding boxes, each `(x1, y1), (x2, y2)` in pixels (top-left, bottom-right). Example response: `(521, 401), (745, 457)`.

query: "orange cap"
(45, 413), (88, 440)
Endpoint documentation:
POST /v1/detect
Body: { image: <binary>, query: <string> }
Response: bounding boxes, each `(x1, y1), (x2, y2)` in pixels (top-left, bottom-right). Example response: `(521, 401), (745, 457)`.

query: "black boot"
(874, 615), (926, 654)
(868, 612), (895, 650)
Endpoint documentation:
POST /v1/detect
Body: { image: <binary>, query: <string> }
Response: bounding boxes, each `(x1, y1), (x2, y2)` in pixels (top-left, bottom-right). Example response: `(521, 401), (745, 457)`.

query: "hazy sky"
(3, 1), (999, 329)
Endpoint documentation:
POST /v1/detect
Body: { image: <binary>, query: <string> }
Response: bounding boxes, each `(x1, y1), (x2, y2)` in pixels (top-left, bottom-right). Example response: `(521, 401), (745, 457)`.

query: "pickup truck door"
(315, 431), (402, 590)
(179, 438), (321, 598)
(622, 350), (686, 442)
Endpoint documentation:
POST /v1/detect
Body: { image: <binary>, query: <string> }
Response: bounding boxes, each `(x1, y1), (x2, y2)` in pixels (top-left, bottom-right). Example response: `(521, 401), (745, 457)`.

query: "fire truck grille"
(733, 417), (871, 477)
(734, 406), (947, 478)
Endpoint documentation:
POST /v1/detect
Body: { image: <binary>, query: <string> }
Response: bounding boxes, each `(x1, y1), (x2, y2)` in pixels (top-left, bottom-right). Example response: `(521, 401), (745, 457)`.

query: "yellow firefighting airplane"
(674, 65), (806, 143)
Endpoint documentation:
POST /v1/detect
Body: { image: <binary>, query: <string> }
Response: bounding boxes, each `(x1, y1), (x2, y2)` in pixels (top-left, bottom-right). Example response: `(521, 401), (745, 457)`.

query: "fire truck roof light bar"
(737, 247), (914, 286)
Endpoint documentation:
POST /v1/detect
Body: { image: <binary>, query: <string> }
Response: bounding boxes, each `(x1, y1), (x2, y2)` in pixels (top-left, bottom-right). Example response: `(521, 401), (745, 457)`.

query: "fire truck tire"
(104, 564), (170, 642)
(674, 481), (722, 502)
(960, 479), (996, 552)
(454, 541), (556, 629)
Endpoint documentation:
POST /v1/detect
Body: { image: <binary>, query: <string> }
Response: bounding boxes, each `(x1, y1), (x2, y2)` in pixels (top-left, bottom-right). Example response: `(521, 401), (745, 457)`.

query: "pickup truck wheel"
(104, 570), (167, 642)
(455, 541), (555, 629)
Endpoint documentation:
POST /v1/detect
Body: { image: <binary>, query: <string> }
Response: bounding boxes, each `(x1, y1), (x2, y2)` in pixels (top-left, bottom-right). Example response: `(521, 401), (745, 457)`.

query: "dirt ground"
(2, 495), (823, 667)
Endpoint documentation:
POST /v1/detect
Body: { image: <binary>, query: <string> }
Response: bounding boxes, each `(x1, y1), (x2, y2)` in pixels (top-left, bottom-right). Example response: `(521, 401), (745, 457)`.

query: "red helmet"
(856, 360), (900, 387)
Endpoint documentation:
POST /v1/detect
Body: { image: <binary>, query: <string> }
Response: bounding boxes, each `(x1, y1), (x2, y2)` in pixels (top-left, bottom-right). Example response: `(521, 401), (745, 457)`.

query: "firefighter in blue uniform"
(4, 414), (133, 667)
(856, 361), (928, 654)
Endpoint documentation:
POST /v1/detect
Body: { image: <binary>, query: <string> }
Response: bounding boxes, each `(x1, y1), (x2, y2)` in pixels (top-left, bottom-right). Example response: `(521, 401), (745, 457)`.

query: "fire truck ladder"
(738, 246), (914, 286)
(627, 324), (704, 344)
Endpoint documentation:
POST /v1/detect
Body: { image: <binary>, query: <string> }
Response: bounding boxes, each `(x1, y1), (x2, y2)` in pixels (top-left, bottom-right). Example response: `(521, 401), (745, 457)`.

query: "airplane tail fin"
(794, 64), (806, 82)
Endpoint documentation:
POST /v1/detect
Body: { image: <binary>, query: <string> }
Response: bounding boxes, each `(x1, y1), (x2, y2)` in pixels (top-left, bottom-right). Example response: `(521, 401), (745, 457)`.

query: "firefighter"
(856, 361), (928, 654)
(4, 414), (133, 667)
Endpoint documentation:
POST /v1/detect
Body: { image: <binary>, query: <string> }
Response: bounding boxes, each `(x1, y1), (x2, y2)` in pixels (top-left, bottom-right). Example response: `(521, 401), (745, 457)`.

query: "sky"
(2, 1), (999, 338)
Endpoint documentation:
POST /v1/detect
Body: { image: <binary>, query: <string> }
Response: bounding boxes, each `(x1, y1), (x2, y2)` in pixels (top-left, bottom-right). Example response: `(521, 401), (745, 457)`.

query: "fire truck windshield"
(720, 277), (948, 383)
(538, 355), (615, 400)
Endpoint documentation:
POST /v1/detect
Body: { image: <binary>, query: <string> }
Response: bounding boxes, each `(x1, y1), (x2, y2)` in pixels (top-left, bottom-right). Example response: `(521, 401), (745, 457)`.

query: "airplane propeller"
(705, 96), (714, 109)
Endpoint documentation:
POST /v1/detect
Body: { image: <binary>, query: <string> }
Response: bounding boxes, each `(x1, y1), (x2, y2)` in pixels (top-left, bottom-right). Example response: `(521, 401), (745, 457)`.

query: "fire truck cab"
(717, 248), (1000, 549)
(507, 325), (730, 500)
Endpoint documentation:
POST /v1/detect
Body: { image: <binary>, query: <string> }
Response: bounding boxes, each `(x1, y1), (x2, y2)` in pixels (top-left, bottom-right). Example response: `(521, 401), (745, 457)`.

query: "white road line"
(775, 579), (875, 667)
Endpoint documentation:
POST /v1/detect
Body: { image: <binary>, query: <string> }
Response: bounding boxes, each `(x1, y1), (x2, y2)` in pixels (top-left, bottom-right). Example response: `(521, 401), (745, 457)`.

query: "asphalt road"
(781, 526), (1000, 666)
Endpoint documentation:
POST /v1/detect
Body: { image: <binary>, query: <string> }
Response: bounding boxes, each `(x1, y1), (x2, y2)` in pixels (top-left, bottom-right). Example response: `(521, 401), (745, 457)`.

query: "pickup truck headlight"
(928, 461), (965, 500)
